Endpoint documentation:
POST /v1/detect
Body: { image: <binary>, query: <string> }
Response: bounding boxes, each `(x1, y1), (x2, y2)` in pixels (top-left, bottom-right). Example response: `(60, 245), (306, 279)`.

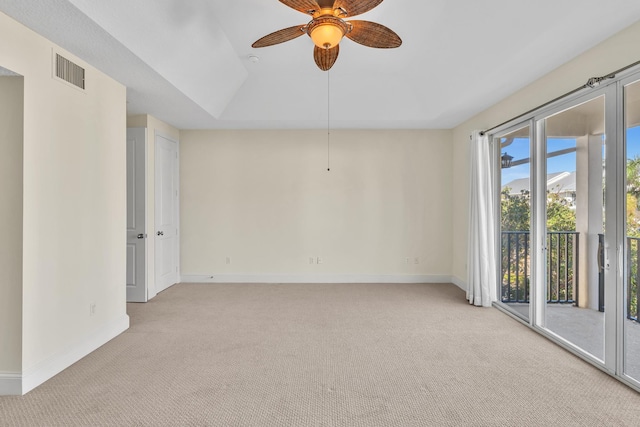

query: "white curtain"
(467, 131), (498, 307)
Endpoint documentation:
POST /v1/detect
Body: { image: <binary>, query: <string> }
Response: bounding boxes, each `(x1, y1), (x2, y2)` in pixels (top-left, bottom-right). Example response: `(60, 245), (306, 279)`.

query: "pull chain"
(327, 70), (331, 172)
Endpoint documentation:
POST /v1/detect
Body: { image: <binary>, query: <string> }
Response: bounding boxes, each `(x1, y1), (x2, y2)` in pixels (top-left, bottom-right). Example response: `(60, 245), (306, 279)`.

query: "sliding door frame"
(616, 72), (640, 389)
(492, 121), (535, 322)
(490, 68), (640, 391)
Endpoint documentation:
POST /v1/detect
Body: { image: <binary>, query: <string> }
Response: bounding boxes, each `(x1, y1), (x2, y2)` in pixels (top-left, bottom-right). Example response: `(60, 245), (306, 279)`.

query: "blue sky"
(501, 126), (640, 184)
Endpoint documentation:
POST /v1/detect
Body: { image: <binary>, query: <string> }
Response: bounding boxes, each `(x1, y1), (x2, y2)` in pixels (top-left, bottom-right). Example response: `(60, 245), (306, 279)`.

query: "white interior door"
(154, 133), (179, 293)
(126, 128), (147, 302)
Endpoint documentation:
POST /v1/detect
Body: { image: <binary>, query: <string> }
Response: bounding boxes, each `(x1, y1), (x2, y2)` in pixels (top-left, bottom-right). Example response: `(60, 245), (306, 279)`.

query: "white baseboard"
(181, 274), (455, 284)
(450, 276), (467, 291)
(0, 373), (22, 395)
(20, 314), (130, 395)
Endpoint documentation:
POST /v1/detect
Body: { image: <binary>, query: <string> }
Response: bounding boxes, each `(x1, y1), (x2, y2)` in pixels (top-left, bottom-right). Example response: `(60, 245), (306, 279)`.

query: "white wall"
(127, 114), (179, 298)
(451, 19), (640, 286)
(0, 76), (24, 377)
(0, 11), (128, 394)
(180, 129), (453, 282)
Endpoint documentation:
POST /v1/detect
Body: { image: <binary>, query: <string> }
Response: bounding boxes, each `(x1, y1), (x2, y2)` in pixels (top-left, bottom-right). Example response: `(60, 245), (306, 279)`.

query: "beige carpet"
(1, 282), (640, 426)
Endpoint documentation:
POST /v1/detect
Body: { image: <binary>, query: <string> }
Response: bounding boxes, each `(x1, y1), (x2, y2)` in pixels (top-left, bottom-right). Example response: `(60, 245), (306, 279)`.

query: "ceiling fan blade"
(346, 20), (402, 48)
(279, 0), (321, 15)
(317, 0), (336, 7)
(252, 25), (306, 48)
(314, 45), (339, 71)
(333, 0), (383, 17)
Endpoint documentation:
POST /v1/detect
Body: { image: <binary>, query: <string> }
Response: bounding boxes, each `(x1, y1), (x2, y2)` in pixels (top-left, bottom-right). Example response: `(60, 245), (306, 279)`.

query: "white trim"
(21, 315), (129, 395)
(181, 274), (455, 284)
(450, 275), (467, 291)
(0, 373), (22, 395)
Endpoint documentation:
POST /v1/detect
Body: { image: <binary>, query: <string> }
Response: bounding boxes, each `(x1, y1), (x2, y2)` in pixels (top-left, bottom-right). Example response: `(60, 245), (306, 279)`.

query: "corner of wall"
(0, 373), (23, 396)
(0, 74), (24, 384)
(126, 114), (148, 128)
(147, 115), (180, 142)
(1, 10), (129, 395)
(450, 276), (467, 292)
(21, 314), (129, 395)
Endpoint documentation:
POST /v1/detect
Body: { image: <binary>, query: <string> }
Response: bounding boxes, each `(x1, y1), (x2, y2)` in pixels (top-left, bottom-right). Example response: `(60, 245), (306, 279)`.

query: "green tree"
(627, 156), (640, 237)
(545, 190), (576, 231)
(500, 188), (530, 231)
(626, 156), (640, 318)
(627, 156), (640, 203)
(500, 187), (576, 231)
(500, 186), (576, 303)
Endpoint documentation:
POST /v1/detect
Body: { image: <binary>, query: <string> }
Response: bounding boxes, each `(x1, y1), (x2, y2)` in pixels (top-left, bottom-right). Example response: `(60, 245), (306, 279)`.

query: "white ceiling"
(2, 0), (640, 130)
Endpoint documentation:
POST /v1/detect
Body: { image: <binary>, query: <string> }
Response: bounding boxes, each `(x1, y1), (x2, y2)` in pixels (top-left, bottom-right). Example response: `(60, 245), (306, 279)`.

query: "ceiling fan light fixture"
(252, 1), (402, 71)
(307, 16), (349, 49)
(310, 24), (343, 49)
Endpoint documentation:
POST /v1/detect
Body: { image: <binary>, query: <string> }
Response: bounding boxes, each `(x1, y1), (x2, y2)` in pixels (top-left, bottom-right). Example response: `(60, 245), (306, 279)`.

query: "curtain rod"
(479, 59), (640, 136)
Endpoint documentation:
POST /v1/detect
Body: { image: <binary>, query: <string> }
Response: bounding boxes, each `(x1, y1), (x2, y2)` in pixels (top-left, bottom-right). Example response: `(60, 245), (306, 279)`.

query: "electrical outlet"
(406, 257), (410, 264)
(89, 303), (96, 316)
(414, 257), (420, 265)
(317, 257), (323, 264)
(309, 257), (315, 265)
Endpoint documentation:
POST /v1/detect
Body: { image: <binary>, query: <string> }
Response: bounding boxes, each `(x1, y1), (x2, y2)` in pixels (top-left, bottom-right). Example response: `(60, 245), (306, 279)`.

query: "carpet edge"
(21, 314), (130, 395)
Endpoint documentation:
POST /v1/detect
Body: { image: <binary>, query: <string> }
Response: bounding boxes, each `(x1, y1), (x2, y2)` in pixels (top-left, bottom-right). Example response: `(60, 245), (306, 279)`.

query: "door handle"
(157, 231), (164, 236)
(137, 234), (146, 239)
(597, 235), (605, 272)
(597, 242), (603, 271)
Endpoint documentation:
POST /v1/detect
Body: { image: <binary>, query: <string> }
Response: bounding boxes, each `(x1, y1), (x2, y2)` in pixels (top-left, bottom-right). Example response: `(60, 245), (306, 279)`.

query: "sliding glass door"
(541, 95), (607, 362)
(623, 77), (640, 383)
(495, 84), (620, 376)
(499, 125), (532, 321)
(493, 70), (640, 390)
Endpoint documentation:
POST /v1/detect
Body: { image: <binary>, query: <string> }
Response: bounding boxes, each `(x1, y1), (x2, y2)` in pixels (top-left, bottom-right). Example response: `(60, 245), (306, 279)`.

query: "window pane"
(500, 126), (531, 320)
(543, 95), (605, 361)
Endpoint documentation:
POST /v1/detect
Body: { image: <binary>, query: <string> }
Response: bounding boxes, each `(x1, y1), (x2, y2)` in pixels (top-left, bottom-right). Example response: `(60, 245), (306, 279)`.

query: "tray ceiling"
(2, 0), (640, 130)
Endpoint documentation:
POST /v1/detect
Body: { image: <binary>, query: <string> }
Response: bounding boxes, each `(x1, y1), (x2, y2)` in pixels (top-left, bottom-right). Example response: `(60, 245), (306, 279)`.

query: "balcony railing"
(628, 237), (640, 322)
(501, 231), (530, 303)
(502, 232), (640, 320)
(501, 231), (579, 304)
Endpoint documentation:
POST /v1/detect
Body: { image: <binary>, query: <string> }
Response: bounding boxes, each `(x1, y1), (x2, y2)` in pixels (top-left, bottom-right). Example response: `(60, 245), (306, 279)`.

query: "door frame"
(616, 72), (640, 388)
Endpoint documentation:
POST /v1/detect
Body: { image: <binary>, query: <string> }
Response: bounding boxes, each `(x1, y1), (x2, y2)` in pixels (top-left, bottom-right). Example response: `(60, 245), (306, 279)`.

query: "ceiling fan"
(252, 0), (402, 71)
